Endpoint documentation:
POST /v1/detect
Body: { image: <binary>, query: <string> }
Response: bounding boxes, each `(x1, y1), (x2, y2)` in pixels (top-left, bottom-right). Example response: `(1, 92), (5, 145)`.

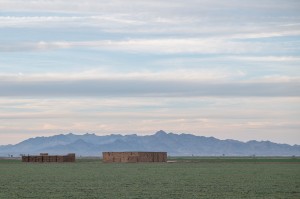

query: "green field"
(0, 157), (299, 199)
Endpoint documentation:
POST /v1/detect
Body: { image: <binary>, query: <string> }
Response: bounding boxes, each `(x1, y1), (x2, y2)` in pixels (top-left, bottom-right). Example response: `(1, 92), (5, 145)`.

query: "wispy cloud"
(227, 56), (300, 62)
(0, 15), (142, 28)
(0, 0), (299, 145)
(0, 38), (292, 54)
(0, 67), (246, 82)
(1, 0), (299, 14)
(0, 77), (299, 97)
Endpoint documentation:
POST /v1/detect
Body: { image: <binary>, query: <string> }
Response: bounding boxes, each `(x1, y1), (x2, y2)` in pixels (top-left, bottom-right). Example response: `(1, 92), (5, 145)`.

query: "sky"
(0, 0), (299, 145)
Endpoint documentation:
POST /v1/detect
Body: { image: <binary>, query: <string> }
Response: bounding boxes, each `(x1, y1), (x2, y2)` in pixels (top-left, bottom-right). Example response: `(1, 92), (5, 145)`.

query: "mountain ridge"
(1, 131), (299, 156)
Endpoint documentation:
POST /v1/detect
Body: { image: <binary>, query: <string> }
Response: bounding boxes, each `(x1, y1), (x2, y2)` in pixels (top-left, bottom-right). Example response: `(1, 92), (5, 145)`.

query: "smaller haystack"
(102, 152), (167, 163)
(22, 153), (75, 163)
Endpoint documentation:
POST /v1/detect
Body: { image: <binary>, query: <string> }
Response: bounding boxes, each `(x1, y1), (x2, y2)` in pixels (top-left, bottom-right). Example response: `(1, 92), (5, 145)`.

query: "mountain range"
(1, 130), (299, 157)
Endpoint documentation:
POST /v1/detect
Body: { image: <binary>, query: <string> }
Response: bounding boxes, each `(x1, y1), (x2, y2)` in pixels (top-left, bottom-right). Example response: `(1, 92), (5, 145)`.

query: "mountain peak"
(84, 133), (96, 136)
(155, 130), (167, 136)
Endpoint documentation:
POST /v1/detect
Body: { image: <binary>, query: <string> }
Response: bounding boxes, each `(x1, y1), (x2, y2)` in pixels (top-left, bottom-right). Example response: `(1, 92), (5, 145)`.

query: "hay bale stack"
(36, 156), (43, 163)
(62, 153), (76, 162)
(102, 152), (167, 163)
(22, 153), (76, 163)
(49, 156), (57, 162)
(57, 156), (64, 162)
(43, 155), (50, 162)
(22, 156), (29, 162)
(67, 153), (75, 162)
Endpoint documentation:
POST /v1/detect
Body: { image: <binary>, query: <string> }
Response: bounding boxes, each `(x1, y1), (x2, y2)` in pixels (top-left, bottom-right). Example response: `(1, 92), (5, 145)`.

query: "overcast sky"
(0, 0), (299, 145)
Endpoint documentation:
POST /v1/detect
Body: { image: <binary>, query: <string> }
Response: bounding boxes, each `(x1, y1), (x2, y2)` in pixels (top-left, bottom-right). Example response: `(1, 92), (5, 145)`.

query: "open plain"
(0, 157), (299, 199)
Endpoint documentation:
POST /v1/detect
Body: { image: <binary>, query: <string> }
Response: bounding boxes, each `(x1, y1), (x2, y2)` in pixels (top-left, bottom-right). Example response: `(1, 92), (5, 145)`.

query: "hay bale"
(43, 156), (50, 162)
(22, 156), (29, 162)
(57, 156), (64, 162)
(102, 152), (167, 163)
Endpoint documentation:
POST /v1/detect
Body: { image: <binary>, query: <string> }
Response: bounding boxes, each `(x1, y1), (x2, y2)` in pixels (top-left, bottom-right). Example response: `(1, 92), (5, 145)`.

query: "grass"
(0, 157), (299, 198)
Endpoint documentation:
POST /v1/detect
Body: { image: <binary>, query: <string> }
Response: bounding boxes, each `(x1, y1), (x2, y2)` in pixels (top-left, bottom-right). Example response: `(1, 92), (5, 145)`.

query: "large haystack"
(102, 152), (167, 163)
(22, 153), (75, 163)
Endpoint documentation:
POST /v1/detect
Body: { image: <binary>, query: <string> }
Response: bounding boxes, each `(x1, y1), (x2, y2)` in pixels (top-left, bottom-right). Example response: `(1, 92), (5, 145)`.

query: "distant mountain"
(1, 130), (299, 157)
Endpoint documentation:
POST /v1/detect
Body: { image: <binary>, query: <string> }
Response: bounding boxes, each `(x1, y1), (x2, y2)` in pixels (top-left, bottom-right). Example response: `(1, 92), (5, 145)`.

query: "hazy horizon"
(0, 0), (299, 145)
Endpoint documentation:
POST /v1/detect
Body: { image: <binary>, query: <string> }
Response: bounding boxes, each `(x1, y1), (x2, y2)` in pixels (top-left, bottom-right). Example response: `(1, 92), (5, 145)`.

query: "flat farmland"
(0, 157), (299, 199)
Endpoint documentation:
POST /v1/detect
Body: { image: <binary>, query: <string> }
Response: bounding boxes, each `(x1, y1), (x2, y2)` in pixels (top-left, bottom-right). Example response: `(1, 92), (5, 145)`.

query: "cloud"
(0, 69), (241, 82)
(0, 77), (299, 97)
(0, 38), (289, 54)
(227, 56), (300, 62)
(1, 15), (299, 38)
(0, 0), (299, 146)
(1, 0), (299, 14)
(1, 0), (299, 38)
(0, 15), (142, 28)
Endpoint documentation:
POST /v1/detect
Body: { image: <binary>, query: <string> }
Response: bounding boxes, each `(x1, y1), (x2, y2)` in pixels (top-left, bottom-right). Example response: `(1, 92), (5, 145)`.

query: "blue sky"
(0, 0), (299, 145)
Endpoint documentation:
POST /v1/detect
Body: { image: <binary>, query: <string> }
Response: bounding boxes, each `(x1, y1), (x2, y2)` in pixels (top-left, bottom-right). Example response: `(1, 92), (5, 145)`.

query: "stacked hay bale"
(57, 156), (64, 162)
(22, 156), (29, 162)
(49, 156), (57, 162)
(40, 153), (49, 162)
(69, 153), (75, 162)
(29, 156), (36, 162)
(62, 153), (75, 162)
(22, 153), (76, 163)
(102, 152), (167, 163)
